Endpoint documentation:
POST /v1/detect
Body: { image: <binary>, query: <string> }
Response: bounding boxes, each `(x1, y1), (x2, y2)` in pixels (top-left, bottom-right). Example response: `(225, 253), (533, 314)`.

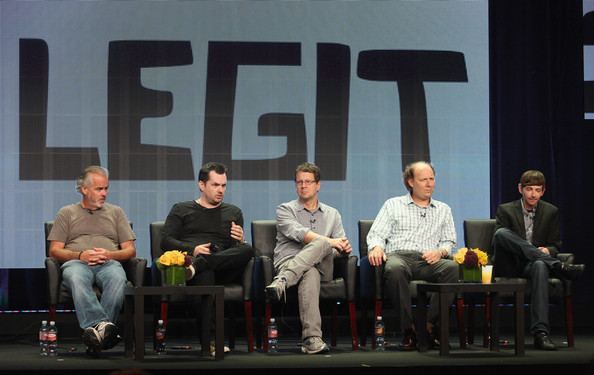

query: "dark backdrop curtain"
(490, 0), (594, 312)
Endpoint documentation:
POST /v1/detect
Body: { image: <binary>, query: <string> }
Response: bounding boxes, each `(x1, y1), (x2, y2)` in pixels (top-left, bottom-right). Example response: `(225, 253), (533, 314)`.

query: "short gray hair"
(76, 166), (109, 193)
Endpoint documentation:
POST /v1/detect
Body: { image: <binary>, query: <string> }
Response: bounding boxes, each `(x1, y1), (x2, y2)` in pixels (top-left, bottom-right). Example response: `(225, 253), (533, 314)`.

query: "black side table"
(124, 285), (225, 360)
(416, 282), (525, 356)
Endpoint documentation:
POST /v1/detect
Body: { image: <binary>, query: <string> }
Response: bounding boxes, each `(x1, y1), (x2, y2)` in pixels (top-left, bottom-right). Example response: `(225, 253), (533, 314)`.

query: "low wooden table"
(123, 285), (225, 360)
(416, 282), (525, 356)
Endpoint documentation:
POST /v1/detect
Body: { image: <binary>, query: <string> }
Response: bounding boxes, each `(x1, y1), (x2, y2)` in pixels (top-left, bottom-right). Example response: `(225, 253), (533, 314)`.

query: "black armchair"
(251, 220), (359, 352)
(463, 219), (576, 347)
(149, 221), (255, 352)
(358, 219), (466, 349)
(44, 221), (147, 322)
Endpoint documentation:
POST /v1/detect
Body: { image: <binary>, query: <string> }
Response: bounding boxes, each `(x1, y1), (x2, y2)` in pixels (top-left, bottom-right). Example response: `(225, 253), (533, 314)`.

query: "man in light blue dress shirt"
(367, 161), (458, 351)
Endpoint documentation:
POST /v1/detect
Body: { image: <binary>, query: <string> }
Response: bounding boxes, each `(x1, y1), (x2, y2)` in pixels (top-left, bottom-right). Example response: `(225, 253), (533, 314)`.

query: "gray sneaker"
(301, 336), (329, 354)
(95, 321), (120, 350)
(265, 277), (287, 303)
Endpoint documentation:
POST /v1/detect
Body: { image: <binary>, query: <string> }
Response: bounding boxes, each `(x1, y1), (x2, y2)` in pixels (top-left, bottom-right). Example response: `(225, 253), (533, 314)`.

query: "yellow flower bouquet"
(155, 250), (192, 286)
(454, 247), (489, 282)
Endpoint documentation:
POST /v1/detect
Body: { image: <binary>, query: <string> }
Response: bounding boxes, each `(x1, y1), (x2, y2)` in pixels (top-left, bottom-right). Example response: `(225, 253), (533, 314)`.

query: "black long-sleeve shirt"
(161, 200), (244, 253)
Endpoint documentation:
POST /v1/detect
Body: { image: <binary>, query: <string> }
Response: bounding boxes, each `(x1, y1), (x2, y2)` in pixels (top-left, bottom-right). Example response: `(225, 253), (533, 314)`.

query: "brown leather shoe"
(397, 329), (417, 351)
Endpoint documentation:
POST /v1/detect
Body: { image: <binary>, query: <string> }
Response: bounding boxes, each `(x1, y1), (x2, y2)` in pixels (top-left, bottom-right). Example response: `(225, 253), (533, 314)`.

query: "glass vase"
(460, 265), (482, 283)
(163, 265), (186, 286)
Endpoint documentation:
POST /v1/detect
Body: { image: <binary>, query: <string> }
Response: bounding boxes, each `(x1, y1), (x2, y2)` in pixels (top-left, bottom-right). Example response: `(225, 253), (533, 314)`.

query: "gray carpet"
(1, 333), (593, 375)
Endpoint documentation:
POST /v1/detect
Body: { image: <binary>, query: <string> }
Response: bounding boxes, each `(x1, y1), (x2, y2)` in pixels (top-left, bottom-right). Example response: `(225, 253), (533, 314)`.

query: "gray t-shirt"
(48, 202), (136, 252)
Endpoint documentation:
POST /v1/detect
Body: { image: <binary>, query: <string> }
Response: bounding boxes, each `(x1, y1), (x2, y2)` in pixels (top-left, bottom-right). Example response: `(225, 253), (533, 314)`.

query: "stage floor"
(1, 332), (593, 375)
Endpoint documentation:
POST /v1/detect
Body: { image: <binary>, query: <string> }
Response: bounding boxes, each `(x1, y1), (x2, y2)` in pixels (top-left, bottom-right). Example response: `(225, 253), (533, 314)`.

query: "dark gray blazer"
(493, 199), (561, 276)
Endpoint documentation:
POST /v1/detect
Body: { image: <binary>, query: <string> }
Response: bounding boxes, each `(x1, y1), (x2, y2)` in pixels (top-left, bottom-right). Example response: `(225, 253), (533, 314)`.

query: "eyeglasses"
(295, 180), (316, 186)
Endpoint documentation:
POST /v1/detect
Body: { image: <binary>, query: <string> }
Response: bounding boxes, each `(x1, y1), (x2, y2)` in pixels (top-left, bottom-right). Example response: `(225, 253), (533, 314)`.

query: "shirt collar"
(520, 199), (536, 215)
(297, 200), (323, 213)
(405, 193), (435, 208)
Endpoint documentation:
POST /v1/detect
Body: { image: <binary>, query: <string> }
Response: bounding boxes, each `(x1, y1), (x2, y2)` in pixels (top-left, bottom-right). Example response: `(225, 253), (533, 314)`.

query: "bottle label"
(47, 332), (57, 342)
(268, 328), (278, 338)
(375, 326), (384, 336)
(156, 331), (165, 340)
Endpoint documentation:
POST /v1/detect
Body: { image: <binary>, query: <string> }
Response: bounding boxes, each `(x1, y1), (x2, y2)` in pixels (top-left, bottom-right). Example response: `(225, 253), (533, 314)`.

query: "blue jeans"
(61, 260), (127, 329)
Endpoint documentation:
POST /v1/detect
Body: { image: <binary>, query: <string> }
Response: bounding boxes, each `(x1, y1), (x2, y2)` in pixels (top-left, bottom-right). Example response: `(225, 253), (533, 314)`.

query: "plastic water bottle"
(155, 319), (166, 354)
(374, 316), (385, 351)
(47, 321), (58, 356)
(39, 320), (49, 357)
(267, 318), (278, 353)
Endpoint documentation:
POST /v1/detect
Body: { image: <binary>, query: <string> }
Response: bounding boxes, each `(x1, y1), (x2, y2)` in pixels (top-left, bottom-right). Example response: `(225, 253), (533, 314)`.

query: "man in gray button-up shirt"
(265, 162), (352, 354)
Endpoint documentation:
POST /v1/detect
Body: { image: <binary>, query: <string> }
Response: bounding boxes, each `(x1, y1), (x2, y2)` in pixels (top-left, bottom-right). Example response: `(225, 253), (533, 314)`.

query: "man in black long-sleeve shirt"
(161, 162), (254, 287)
(160, 162), (254, 355)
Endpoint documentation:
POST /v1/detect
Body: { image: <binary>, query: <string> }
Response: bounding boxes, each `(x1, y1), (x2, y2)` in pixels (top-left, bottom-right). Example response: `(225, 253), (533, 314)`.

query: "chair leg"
(483, 295), (491, 348)
(244, 300), (254, 352)
(565, 295), (574, 348)
(331, 303), (338, 347)
(359, 300), (368, 347)
(456, 297), (466, 349)
(467, 300), (475, 345)
(160, 300), (169, 327)
(49, 305), (57, 322)
(263, 302), (272, 353)
(228, 316), (236, 350)
(348, 301), (359, 351)
(373, 299), (382, 349)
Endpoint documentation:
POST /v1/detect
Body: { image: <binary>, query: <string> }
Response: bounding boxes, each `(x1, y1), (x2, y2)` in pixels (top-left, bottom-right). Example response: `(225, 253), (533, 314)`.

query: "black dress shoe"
(558, 263), (585, 280)
(428, 329), (441, 349)
(534, 331), (556, 351)
(398, 329), (417, 351)
(427, 327), (452, 350)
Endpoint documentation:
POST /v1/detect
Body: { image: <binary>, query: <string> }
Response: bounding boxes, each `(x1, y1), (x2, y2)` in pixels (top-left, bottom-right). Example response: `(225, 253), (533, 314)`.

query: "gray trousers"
(276, 237), (334, 340)
(383, 252), (459, 332)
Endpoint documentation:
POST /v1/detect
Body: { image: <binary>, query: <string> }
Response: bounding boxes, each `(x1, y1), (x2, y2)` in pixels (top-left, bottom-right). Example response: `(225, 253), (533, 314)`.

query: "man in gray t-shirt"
(265, 162), (352, 355)
(47, 166), (136, 354)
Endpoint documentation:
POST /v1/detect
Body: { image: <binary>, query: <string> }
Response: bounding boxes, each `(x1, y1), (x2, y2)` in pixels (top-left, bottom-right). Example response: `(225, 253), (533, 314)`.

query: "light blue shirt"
(367, 194), (456, 255)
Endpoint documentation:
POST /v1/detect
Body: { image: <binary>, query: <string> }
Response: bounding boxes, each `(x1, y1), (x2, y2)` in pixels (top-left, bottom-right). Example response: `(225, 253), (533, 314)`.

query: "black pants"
(188, 243), (254, 344)
(492, 228), (560, 334)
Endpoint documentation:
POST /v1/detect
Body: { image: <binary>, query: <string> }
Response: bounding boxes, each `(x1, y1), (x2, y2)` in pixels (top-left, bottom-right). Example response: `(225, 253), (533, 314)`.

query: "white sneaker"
(301, 336), (329, 354)
(209, 342), (231, 357)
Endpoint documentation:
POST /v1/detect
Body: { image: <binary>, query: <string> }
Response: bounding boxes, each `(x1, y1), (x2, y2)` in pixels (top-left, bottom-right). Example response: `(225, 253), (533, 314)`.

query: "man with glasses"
(265, 162), (352, 354)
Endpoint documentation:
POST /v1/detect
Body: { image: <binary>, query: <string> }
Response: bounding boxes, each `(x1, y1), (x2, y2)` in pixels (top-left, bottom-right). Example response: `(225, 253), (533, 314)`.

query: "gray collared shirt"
(273, 199), (346, 268)
(366, 194), (456, 255)
(521, 200), (536, 243)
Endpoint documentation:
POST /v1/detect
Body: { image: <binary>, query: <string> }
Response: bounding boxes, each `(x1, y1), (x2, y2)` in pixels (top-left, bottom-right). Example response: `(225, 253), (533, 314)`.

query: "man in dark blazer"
(492, 170), (584, 351)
